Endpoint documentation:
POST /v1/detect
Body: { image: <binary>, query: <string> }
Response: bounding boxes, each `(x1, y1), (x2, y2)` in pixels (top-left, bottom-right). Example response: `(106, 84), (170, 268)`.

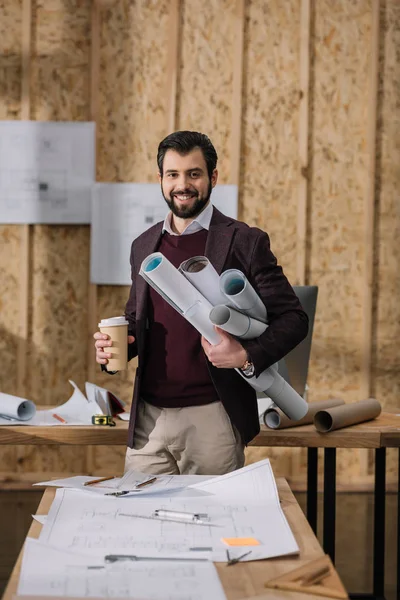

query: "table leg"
(323, 447), (336, 563)
(307, 447), (318, 534)
(373, 447), (386, 599)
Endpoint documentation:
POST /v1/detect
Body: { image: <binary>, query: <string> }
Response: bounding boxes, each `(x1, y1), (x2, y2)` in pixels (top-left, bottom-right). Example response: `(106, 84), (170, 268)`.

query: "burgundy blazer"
(125, 207), (308, 447)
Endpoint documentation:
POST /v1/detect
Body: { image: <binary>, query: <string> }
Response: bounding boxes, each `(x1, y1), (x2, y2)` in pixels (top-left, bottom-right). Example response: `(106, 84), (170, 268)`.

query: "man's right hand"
(94, 332), (135, 365)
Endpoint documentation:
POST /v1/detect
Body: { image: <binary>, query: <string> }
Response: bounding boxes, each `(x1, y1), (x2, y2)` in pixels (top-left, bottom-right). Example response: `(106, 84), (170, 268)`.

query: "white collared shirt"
(162, 201), (213, 236)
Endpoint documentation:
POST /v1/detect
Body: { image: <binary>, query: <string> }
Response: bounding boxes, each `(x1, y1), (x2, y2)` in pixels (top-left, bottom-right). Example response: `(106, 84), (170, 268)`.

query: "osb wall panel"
(96, 0), (170, 183)
(93, 0), (172, 473)
(0, 2), (23, 478)
(373, 0), (400, 481)
(18, 1), (92, 475)
(177, 0), (235, 184)
(241, 0), (301, 474)
(307, 0), (372, 479)
(241, 0), (300, 279)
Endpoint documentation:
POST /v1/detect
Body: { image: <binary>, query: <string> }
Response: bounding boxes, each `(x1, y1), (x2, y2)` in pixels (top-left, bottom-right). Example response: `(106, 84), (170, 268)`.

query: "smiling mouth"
(173, 193), (197, 201)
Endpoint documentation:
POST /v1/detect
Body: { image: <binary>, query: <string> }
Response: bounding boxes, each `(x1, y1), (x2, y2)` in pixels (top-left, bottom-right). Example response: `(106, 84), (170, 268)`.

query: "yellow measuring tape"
(92, 415), (116, 427)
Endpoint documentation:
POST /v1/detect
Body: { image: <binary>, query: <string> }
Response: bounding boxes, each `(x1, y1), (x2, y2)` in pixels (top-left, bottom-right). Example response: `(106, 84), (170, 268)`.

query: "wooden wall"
(0, 0), (399, 489)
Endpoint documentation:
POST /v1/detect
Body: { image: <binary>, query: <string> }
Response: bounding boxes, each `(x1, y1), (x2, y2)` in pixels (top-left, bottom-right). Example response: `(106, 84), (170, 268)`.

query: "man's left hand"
(201, 327), (248, 369)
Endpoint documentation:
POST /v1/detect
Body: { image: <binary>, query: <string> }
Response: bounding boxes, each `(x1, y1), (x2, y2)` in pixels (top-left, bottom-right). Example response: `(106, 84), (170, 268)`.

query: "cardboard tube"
(313, 398), (382, 433)
(264, 398), (345, 429)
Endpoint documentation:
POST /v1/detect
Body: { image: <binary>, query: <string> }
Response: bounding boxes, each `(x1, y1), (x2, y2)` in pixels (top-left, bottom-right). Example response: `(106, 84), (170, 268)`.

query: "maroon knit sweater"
(141, 229), (220, 408)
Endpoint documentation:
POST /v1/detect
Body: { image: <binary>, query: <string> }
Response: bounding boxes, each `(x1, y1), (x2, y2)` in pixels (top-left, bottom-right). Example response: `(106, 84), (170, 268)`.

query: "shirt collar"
(162, 201), (213, 236)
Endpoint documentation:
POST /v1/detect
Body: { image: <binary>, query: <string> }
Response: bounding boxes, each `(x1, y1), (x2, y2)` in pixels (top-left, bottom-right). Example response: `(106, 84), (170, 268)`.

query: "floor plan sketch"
(0, 121), (95, 223)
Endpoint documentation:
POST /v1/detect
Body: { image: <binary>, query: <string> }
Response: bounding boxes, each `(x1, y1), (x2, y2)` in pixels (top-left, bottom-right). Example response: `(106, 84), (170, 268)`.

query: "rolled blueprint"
(264, 398), (345, 429)
(243, 364), (308, 421)
(141, 253), (308, 422)
(179, 256), (228, 306)
(0, 392), (36, 421)
(219, 269), (267, 323)
(140, 253), (220, 345)
(210, 305), (267, 339)
(314, 398), (382, 433)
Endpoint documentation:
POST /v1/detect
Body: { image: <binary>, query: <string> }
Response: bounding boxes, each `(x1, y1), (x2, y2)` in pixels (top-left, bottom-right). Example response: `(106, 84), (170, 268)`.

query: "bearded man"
(94, 131), (308, 475)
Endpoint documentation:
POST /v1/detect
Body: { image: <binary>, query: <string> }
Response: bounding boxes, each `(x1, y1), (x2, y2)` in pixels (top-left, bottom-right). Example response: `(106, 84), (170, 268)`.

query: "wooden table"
(2, 410), (400, 600)
(2, 478), (347, 600)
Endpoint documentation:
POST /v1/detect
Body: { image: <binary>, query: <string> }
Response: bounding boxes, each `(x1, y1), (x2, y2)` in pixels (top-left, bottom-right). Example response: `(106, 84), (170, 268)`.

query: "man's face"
(159, 148), (218, 219)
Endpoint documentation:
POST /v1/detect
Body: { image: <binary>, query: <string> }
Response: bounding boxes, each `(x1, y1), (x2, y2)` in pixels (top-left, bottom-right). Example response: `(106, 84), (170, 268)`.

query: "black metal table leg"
(323, 447), (336, 563)
(373, 447), (386, 599)
(307, 447), (318, 534)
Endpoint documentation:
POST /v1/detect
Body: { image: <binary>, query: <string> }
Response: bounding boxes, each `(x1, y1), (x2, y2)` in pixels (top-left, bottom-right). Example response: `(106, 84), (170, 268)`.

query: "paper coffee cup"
(98, 316), (129, 371)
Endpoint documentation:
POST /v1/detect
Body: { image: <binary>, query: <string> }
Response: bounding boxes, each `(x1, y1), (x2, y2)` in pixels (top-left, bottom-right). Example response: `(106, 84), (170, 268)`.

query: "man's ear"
(211, 169), (218, 188)
(157, 172), (162, 183)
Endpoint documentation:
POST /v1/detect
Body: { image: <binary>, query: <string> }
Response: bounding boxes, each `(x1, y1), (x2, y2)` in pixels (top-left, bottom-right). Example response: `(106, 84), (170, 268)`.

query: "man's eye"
(191, 172), (200, 178)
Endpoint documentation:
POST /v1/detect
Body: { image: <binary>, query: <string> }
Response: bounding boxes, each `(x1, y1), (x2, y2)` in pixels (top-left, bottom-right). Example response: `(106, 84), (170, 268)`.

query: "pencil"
(84, 476), (116, 486)
(135, 476), (157, 489)
(52, 413), (67, 424)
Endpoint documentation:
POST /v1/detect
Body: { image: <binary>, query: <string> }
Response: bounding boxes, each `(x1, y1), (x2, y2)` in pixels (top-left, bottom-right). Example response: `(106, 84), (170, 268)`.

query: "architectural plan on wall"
(0, 121), (95, 223)
(90, 183), (238, 285)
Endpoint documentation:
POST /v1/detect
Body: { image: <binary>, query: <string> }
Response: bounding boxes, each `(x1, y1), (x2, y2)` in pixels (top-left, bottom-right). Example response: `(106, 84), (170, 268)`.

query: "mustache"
(171, 190), (198, 197)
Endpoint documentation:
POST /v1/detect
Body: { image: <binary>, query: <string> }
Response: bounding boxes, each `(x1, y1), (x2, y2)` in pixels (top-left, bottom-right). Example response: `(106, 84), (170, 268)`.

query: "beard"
(162, 182), (212, 219)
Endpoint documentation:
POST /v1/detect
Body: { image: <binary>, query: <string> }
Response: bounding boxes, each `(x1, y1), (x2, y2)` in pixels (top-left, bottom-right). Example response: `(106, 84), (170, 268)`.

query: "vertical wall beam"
(18, 0), (32, 398)
(360, 0), (380, 402)
(360, 1), (380, 479)
(230, 0), (245, 187)
(87, 0), (100, 386)
(165, 0), (180, 134)
(87, 0), (101, 474)
(296, 0), (311, 286)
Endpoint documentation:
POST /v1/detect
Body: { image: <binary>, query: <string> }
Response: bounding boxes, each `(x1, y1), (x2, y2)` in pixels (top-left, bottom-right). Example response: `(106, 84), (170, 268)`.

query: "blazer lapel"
(205, 207), (236, 274)
(135, 224), (163, 319)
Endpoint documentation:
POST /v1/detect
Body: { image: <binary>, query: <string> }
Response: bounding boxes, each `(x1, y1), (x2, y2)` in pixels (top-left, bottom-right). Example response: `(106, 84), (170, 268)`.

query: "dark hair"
(157, 131), (218, 179)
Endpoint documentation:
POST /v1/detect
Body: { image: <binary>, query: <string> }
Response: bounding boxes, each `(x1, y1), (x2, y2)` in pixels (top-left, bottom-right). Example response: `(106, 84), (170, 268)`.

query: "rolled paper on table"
(264, 398), (345, 429)
(313, 398), (382, 433)
(0, 392), (36, 421)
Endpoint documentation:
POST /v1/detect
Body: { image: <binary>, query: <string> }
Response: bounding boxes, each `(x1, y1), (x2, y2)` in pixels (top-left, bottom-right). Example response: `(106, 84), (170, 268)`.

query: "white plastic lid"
(98, 316), (129, 327)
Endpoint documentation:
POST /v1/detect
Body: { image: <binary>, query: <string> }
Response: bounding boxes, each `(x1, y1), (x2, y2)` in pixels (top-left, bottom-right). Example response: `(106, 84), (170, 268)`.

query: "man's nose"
(174, 173), (191, 189)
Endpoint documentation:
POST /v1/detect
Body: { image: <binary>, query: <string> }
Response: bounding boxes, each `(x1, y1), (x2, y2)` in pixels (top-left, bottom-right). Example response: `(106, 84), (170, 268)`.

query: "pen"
(84, 476), (116, 487)
(154, 509), (209, 523)
(104, 554), (208, 563)
(135, 476), (157, 489)
(118, 512), (218, 527)
(52, 413), (67, 424)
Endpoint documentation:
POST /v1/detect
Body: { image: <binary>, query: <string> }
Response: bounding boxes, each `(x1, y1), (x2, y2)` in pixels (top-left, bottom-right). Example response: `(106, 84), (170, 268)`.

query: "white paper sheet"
(90, 184), (238, 285)
(0, 381), (102, 426)
(33, 476), (121, 490)
(0, 121), (95, 224)
(39, 460), (299, 562)
(18, 538), (227, 599)
(32, 515), (47, 525)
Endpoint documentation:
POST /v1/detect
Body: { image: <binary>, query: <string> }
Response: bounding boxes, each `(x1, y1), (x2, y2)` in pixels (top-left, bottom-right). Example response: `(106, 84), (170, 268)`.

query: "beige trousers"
(125, 400), (245, 475)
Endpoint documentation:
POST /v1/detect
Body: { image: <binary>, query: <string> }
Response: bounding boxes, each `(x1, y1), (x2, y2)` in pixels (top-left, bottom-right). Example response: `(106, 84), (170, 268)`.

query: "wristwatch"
(240, 357), (255, 378)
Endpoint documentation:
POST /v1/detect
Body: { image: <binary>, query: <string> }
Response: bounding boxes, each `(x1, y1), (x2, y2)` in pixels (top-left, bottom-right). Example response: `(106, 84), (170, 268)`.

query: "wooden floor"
(0, 490), (397, 599)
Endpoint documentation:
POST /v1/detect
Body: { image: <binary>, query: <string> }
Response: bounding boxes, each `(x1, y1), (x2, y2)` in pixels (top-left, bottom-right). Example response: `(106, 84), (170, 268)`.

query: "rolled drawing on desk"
(141, 252), (308, 421)
(0, 392), (36, 421)
(264, 399), (345, 430)
(314, 398), (382, 433)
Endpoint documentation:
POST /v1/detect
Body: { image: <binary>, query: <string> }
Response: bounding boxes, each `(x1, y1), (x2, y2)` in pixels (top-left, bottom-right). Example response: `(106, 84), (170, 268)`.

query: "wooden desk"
(1, 411), (399, 599)
(2, 478), (348, 600)
(1, 411), (398, 448)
